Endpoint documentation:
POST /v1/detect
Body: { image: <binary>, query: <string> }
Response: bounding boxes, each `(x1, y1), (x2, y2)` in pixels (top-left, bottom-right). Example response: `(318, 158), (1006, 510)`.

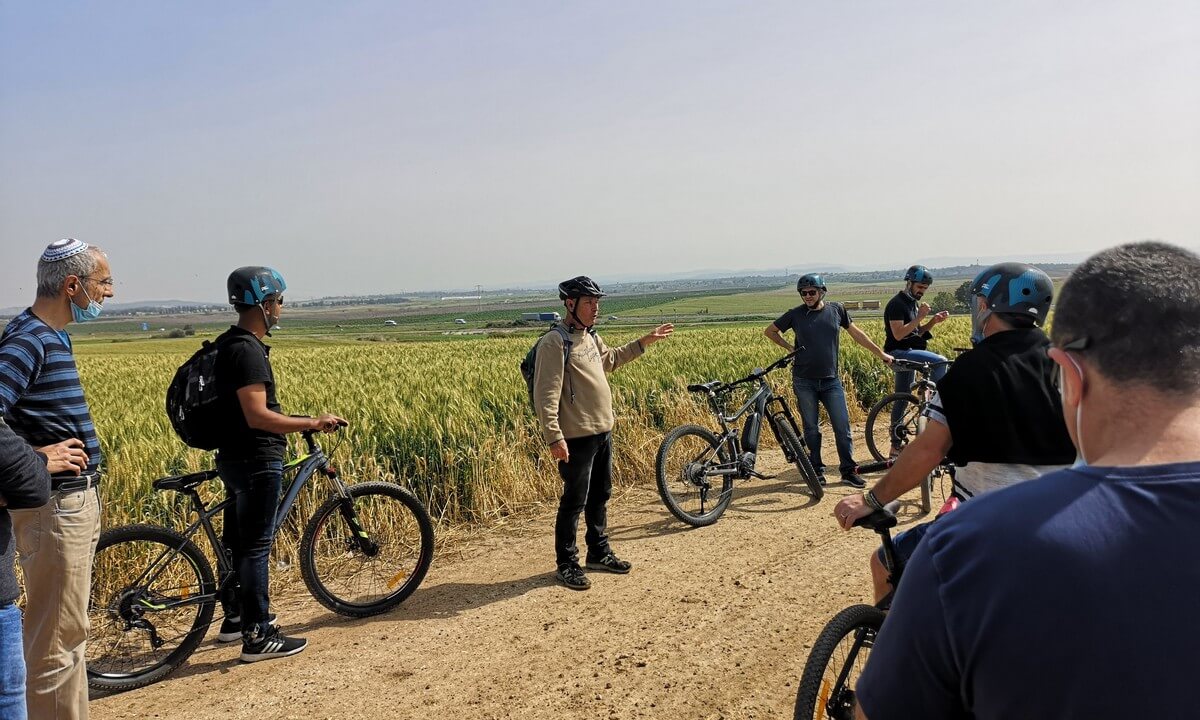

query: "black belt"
(50, 472), (101, 493)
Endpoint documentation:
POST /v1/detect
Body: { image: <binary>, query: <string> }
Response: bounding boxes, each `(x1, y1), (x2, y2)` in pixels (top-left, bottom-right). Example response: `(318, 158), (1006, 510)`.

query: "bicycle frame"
(695, 356), (805, 480)
(130, 432), (353, 616)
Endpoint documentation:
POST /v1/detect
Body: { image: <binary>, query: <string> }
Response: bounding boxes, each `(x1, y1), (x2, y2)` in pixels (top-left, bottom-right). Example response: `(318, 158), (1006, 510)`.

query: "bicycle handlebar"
(891, 358), (953, 373)
(715, 349), (803, 391)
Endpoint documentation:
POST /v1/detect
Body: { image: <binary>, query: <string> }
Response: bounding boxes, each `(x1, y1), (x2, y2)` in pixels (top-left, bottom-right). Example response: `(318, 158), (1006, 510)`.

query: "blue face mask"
(70, 286), (103, 323)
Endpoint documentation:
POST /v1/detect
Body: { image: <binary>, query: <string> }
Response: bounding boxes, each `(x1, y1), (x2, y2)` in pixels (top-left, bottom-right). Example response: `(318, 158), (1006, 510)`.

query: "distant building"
(861, 300), (881, 310)
(520, 312), (561, 322)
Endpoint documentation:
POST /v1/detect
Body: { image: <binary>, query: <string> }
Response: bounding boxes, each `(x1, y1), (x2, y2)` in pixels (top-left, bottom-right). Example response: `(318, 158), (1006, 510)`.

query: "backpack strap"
(551, 325), (576, 404)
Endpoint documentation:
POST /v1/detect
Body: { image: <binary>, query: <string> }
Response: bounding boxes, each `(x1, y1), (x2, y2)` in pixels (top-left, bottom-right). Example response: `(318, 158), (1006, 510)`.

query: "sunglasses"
(1051, 336), (1090, 391)
(799, 289), (820, 298)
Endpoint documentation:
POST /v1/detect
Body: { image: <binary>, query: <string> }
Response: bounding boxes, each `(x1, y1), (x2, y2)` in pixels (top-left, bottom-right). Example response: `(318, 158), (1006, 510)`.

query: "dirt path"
(90, 448), (931, 720)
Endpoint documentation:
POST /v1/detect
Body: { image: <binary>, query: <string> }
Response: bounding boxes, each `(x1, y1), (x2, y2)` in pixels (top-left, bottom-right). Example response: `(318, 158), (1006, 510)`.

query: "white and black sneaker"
(216, 613), (278, 643)
(239, 625), (307, 663)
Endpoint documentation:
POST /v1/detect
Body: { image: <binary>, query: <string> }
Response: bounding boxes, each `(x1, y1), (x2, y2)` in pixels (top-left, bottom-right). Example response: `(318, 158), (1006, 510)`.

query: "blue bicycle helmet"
(797, 274), (827, 293)
(228, 266), (287, 306)
(904, 265), (933, 285)
(969, 262), (1053, 325)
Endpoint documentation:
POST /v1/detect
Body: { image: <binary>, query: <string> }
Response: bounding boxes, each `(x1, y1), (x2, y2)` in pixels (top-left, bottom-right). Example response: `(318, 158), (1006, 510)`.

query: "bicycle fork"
(325, 467), (380, 557)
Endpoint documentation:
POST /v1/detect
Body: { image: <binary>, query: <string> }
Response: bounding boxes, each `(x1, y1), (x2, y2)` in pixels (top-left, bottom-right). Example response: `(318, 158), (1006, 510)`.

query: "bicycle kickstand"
(748, 470), (777, 480)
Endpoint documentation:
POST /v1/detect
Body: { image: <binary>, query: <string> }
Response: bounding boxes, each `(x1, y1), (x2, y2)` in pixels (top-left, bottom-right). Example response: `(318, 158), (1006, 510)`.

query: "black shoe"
(216, 613), (277, 643)
(585, 552), (632, 574)
(842, 473), (867, 489)
(239, 625), (307, 663)
(555, 563), (591, 590)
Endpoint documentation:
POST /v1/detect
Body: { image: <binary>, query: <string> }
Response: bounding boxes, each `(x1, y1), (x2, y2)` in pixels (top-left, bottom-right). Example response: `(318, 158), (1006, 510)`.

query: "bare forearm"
(849, 325), (886, 357)
(764, 328), (793, 352)
(871, 438), (945, 503)
(245, 410), (317, 434)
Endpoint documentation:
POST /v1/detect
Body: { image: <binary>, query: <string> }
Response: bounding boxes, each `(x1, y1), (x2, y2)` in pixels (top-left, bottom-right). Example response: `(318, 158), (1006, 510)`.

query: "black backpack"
(166, 336), (236, 450)
(520, 325), (591, 411)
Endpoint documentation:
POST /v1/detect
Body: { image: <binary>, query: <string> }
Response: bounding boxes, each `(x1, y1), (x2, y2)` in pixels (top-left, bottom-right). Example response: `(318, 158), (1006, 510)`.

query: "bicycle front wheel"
(773, 417), (823, 500)
(794, 604), (886, 720)
(655, 424), (734, 527)
(300, 481), (434, 617)
(865, 393), (921, 462)
(87, 524), (216, 692)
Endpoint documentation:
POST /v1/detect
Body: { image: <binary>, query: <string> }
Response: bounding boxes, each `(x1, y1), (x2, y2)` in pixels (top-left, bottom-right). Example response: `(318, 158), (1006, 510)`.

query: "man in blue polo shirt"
(854, 241), (1200, 719)
(0, 239), (112, 720)
(765, 274), (893, 488)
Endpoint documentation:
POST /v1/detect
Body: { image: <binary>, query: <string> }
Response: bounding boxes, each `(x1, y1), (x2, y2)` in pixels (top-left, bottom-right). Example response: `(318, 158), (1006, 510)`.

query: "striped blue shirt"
(0, 309), (102, 470)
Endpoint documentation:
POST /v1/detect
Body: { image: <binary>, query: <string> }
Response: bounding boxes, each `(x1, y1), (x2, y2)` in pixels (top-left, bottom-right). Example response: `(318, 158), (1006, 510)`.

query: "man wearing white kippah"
(1, 239), (114, 720)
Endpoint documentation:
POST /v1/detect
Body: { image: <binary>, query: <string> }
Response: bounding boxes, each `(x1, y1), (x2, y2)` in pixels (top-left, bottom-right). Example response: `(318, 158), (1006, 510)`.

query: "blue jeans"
(792, 376), (856, 476)
(889, 349), (948, 429)
(0, 603), (25, 720)
(216, 458), (283, 636)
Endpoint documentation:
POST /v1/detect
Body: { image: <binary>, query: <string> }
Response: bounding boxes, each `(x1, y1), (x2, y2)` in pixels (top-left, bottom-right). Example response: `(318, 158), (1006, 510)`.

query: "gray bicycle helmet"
(228, 266), (287, 306)
(797, 274), (827, 293)
(558, 276), (607, 300)
(904, 265), (933, 285)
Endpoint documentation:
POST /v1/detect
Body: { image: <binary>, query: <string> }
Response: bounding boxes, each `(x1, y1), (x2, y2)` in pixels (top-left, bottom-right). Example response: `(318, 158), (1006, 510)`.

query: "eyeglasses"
(799, 289), (820, 298)
(78, 275), (115, 288)
(1051, 336), (1090, 390)
(270, 295), (284, 306)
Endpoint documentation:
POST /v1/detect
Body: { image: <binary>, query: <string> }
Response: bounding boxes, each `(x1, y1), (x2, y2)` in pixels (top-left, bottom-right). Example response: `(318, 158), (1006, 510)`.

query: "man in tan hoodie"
(533, 276), (673, 590)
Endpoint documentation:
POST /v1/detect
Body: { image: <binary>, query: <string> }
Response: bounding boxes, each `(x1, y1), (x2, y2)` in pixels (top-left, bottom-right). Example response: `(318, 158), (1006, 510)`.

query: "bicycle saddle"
(686, 381), (722, 393)
(853, 502), (900, 531)
(152, 469), (219, 492)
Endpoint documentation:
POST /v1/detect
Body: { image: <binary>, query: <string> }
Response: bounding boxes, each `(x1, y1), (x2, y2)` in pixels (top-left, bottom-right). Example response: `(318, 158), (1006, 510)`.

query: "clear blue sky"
(2, 1), (1197, 305)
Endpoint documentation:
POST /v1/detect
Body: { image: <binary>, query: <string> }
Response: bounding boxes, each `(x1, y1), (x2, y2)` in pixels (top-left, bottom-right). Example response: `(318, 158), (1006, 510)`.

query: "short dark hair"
(1051, 241), (1200, 393)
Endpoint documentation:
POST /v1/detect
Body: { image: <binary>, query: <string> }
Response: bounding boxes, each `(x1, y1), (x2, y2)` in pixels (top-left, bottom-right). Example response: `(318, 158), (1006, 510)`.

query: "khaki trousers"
(10, 487), (101, 720)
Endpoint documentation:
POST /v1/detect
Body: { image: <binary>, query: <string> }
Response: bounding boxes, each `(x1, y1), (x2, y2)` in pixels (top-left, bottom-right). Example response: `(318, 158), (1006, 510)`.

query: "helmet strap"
(566, 297), (594, 331)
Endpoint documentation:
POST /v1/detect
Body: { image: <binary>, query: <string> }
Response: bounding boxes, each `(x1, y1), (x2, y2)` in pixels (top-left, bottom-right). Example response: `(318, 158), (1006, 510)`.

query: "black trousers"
(554, 432), (613, 567)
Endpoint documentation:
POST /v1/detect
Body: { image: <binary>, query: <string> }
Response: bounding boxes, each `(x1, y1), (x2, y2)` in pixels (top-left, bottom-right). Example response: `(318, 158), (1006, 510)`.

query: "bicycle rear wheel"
(865, 393), (921, 462)
(794, 604), (886, 720)
(300, 481), (434, 617)
(87, 524), (216, 692)
(773, 416), (823, 500)
(655, 424), (734, 527)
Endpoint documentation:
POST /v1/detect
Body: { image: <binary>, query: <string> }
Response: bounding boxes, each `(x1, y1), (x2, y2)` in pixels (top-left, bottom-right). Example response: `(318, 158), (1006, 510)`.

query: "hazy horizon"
(2, 1), (1197, 307)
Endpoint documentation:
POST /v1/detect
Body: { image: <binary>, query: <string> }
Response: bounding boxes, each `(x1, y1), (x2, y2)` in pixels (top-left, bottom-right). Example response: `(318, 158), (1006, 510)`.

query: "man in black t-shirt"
(765, 274), (893, 488)
(882, 265), (950, 453)
(834, 262), (1074, 601)
(214, 267), (345, 663)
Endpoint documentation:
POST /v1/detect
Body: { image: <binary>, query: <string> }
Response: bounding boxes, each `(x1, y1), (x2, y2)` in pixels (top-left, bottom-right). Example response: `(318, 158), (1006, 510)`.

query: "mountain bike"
(86, 426), (434, 691)
(864, 358), (952, 462)
(794, 493), (902, 720)
(864, 358), (954, 513)
(656, 351), (823, 527)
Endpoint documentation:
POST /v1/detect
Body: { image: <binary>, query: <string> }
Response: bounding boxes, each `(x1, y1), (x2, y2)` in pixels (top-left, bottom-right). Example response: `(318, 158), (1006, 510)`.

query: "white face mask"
(1059, 353), (1087, 467)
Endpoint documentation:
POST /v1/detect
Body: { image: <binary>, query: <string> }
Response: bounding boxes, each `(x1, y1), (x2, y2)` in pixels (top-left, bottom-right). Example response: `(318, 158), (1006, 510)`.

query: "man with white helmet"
(1, 239), (112, 719)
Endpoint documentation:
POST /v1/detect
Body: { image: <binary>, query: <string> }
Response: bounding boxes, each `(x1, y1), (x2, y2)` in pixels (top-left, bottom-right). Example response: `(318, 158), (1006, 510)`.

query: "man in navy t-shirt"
(765, 274), (893, 488)
(856, 241), (1200, 719)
